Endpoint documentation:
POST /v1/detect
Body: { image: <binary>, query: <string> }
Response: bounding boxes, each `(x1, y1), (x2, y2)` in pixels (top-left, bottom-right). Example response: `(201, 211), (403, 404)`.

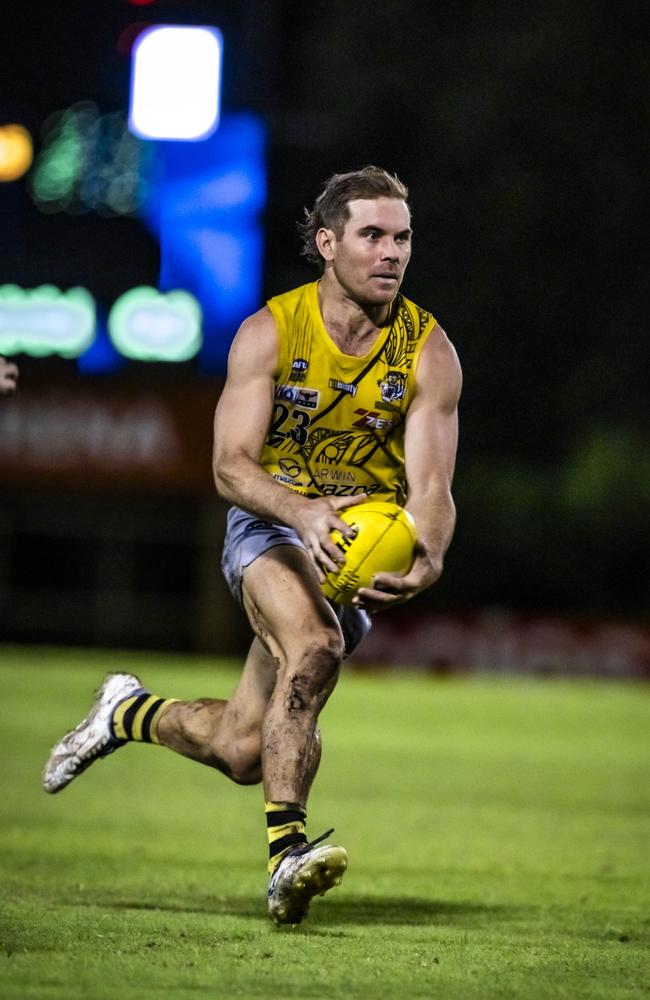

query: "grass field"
(0, 645), (649, 999)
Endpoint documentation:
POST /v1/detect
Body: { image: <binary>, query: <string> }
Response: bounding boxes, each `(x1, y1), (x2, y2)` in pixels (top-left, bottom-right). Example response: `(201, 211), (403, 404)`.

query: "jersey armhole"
(407, 315), (438, 403)
(266, 298), (290, 382)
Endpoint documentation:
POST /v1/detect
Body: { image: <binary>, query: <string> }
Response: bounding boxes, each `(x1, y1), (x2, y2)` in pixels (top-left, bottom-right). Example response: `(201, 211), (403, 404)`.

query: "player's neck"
(317, 278), (392, 356)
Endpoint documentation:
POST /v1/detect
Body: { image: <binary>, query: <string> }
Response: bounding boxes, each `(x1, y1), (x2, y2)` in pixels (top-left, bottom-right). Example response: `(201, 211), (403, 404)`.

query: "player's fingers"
(306, 546), (326, 583)
(305, 539), (334, 579)
(328, 494), (368, 512)
(310, 536), (344, 573)
(352, 587), (408, 611)
(330, 515), (358, 540)
(321, 535), (347, 567)
(372, 572), (410, 593)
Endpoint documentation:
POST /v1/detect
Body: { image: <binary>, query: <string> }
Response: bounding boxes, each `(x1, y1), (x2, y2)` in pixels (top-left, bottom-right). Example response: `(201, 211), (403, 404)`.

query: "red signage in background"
(0, 378), (223, 493)
(351, 608), (650, 681)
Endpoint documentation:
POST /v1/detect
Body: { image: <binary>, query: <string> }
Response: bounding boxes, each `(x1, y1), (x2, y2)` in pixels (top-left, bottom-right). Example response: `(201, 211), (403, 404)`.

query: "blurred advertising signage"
(0, 380), (221, 493)
(353, 609), (650, 681)
(0, 285), (202, 361)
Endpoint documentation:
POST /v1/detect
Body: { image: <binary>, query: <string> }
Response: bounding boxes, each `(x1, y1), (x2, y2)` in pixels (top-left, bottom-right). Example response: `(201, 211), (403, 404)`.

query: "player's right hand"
(292, 494), (368, 580)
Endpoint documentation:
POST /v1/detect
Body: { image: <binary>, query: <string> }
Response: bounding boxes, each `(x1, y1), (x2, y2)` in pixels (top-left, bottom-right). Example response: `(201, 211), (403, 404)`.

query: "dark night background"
(1, 0), (648, 652)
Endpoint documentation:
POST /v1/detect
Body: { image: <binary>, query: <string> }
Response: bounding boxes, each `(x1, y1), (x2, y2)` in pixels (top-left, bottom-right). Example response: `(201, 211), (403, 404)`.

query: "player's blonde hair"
(298, 165), (410, 270)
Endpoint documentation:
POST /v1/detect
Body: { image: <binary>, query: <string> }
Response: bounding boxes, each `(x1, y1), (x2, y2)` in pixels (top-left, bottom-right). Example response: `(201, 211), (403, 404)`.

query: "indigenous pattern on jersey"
(262, 281), (437, 504)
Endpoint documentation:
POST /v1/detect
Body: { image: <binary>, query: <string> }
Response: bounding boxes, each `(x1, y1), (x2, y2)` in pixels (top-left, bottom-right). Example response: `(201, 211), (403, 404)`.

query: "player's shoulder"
(237, 304), (276, 337)
(227, 306), (279, 377)
(267, 281), (317, 333)
(413, 319), (462, 401)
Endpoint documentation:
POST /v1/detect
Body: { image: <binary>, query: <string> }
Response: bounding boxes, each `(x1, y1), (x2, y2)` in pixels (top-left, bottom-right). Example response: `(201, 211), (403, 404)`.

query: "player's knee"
(305, 628), (344, 679)
(286, 630), (344, 707)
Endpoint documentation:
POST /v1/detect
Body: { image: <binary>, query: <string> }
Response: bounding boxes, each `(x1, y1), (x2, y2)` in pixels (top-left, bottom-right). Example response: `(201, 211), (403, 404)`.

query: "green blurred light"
(0, 285), (96, 357)
(29, 102), (152, 216)
(108, 286), (203, 361)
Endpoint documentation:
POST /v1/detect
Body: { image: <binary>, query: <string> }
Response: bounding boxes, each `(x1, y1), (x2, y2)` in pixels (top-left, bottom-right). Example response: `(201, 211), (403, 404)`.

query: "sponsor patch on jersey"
(315, 468), (356, 483)
(274, 474), (301, 485)
(377, 370), (407, 404)
(328, 378), (358, 397)
(353, 408), (399, 431)
(318, 483), (380, 497)
(279, 458), (302, 478)
(275, 385), (320, 409)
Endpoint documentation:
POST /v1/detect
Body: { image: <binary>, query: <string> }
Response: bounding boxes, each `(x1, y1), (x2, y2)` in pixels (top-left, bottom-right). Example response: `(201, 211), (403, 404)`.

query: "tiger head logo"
(378, 370), (407, 403)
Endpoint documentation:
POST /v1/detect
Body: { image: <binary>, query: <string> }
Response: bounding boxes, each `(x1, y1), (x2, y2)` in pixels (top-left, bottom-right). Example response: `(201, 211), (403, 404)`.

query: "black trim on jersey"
(309, 297), (402, 428)
(296, 444), (321, 493)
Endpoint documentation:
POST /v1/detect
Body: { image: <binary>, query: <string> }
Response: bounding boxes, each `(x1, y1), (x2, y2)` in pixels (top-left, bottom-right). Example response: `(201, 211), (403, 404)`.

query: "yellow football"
(321, 501), (418, 605)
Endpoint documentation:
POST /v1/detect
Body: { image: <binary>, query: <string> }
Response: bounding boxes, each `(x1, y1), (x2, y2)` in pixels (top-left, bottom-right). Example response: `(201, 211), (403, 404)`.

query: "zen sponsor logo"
(352, 408), (398, 431)
(328, 378), (358, 397)
(275, 385), (320, 409)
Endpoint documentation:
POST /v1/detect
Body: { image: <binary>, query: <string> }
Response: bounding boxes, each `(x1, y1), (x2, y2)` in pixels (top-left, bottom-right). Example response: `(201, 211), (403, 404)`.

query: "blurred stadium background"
(0, 0), (648, 679)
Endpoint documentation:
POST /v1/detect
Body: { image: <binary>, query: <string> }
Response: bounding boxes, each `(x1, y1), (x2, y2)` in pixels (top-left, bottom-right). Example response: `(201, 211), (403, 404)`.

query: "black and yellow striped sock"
(112, 692), (178, 744)
(266, 801), (307, 874)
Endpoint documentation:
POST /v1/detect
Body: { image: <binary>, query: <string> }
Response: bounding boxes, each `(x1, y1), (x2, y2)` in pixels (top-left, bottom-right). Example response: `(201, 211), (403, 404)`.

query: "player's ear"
(315, 227), (336, 261)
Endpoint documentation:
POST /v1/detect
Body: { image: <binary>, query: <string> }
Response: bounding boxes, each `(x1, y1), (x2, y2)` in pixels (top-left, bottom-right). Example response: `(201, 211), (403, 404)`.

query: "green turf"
(0, 646), (648, 1000)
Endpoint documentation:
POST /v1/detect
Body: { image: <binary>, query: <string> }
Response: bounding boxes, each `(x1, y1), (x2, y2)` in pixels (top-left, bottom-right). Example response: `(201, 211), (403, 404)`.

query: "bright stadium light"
(129, 25), (222, 141)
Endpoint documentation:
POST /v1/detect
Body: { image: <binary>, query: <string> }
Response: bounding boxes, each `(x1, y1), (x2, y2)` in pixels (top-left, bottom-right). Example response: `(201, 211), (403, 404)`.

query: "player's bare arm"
(0, 356), (19, 395)
(213, 309), (365, 575)
(354, 324), (462, 610)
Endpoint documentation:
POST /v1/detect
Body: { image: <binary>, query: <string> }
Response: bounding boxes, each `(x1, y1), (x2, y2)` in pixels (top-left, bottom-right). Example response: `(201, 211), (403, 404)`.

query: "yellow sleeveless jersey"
(261, 280), (437, 505)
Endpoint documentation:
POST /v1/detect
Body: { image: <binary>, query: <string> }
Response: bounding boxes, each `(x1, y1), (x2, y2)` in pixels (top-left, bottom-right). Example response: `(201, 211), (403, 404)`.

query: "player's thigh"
(242, 544), (344, 665)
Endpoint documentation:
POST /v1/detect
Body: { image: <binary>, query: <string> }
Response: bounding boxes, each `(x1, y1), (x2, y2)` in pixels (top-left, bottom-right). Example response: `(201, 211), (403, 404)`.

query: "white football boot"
(267, 830), (347, 925)
(43, 673), (145, 794)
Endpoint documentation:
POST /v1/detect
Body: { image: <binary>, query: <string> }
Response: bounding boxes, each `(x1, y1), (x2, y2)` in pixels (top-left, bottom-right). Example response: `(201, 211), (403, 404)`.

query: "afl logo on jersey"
(291, 358), (309, 381)
(378, 370), (407, 403)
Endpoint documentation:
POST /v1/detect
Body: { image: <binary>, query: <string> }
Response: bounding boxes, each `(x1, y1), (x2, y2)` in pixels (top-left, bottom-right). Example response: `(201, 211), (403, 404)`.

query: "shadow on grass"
(101, 894), (525, 928)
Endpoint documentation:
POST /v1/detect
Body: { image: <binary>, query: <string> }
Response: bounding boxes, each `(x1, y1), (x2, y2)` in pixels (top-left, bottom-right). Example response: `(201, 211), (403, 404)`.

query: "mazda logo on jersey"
(279, 458), (302, 478)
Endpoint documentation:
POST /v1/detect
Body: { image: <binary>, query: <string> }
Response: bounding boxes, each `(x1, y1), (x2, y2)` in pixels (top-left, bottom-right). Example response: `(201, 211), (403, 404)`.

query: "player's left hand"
(351, 544), (442, 612)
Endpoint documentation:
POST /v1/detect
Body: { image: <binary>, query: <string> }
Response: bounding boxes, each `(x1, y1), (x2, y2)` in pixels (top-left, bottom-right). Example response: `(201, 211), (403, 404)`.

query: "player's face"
(328, 197), (412, 306)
